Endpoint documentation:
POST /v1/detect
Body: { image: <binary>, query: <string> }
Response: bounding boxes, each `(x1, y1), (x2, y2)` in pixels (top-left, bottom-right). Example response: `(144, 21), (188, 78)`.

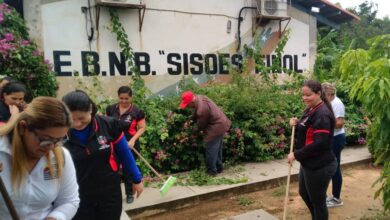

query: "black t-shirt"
(106, 103), (145, 141)
(0, 101), (11, 123)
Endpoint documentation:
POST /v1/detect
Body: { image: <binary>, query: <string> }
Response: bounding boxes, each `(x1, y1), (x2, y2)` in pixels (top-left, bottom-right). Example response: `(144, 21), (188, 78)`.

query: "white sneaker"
(327, 197), (344, 208)
(326, 196), (334, 202)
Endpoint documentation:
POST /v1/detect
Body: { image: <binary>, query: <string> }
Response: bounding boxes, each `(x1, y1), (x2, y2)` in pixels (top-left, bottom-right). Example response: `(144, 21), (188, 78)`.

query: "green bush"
(100, 8), (368, 175)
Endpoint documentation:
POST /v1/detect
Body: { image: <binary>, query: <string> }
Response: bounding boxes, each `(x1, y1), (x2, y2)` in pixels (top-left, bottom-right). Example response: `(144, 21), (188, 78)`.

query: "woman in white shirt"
(322, 82), (346, 208)
(0, 97), (79, 220)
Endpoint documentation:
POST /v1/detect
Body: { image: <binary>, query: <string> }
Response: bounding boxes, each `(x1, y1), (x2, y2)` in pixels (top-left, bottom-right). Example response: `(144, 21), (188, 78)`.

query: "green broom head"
(159, 176), (177, 197)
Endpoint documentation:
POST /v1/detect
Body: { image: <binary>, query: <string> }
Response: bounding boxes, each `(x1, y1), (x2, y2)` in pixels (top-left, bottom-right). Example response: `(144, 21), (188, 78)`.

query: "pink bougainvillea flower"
(4, 33), (14, 41)
(0, 3), (12, 14)
(32, 50), (40, 56)
(21, 39), (29, 45)
(0, 13), (4, 23)
(0, 39), (16, 58)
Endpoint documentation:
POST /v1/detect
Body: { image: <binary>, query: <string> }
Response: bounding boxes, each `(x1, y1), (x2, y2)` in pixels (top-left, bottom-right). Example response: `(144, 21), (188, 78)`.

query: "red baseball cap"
(180, 91), (195, 109)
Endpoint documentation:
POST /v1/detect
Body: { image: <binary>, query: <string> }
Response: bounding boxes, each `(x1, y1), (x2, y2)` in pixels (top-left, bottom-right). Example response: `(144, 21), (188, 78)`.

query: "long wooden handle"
(131, 147), (164, 180)
(0, 176), (20, 220)
(283, 125), (295, 220)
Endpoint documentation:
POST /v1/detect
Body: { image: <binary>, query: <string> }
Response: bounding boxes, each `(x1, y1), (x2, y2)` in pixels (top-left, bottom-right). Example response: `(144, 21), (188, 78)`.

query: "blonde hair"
(322, 82), (336, 95)
(0, 97), (72, 191)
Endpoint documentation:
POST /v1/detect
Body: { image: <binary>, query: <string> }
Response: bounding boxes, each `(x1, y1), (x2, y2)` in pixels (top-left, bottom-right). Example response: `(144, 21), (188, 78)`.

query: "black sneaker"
(206, 171), (218, 177)
(126, 194), (134, 204)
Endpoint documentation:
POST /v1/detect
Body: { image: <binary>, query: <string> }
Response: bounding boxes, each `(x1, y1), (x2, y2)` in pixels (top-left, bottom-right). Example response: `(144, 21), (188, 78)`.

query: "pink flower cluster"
(0, 3), (11, 24)
(356, 137), (366, 145)
(155, 150), (167, 161)
(0, 33), (16, 59)
(235, 128), (242, 138)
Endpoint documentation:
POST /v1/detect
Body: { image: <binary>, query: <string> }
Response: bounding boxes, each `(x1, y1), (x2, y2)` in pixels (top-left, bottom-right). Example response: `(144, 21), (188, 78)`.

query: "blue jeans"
(331, 133), (346, 199)
(205, 135), (224, 174)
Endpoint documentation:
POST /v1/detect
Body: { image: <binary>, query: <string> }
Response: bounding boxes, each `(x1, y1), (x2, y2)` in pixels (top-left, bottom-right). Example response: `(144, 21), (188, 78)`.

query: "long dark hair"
(0, 81), (26, 101)
(62, 90), (98, 116)
(303, 80), (334, 117)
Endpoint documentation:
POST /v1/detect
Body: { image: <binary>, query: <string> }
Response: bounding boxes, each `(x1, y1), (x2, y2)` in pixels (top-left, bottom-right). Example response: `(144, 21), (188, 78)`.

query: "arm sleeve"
(136, 108), (146, 120)
(294, 115), (333, 161)
(333, 102), (345, 118)
(196, 104), (210, 131)
(48, 148), (80, 220)
(114, 136), (143, 183)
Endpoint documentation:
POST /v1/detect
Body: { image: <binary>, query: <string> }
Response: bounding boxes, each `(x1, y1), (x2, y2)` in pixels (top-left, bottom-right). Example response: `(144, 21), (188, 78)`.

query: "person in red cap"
(180, 90), (231, 176)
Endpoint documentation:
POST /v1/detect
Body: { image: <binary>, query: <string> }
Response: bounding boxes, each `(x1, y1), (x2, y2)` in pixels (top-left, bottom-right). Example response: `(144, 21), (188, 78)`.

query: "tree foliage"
(339, 34), (390, 210)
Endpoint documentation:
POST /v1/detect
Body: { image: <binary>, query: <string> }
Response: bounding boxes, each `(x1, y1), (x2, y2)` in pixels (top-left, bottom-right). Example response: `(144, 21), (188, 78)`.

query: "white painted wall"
(30, 0), (312, 96)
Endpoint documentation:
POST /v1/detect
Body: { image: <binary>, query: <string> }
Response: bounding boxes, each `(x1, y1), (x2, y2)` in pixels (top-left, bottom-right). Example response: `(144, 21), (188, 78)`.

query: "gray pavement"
(121, 145), (371, 219)
(222, 209), (279, 220)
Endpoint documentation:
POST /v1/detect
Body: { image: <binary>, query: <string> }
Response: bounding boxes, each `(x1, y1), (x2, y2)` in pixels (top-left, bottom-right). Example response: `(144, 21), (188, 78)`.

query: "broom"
(131, 148), (177, 197)
(0, 176), (20, 220)
(283, 125), (295, 220)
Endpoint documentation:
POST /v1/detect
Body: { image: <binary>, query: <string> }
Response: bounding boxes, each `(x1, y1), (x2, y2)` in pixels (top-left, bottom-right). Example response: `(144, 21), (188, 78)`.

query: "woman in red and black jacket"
(288, 80), (337, 220)
(105, 86), (146, 204)
(63, 90), (144, 220)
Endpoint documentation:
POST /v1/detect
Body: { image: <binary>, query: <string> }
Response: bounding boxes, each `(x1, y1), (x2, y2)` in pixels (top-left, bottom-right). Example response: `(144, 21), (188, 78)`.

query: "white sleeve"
(333, 101), (345, 118)
(47, 148), (80, 220)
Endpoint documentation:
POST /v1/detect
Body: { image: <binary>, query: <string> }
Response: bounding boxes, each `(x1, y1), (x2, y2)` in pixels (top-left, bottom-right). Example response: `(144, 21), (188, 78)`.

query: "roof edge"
(320, 0), (360, 21)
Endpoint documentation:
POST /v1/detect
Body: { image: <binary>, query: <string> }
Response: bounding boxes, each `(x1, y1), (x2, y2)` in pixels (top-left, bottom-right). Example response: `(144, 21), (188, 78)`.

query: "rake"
(131, 148), (176, 197)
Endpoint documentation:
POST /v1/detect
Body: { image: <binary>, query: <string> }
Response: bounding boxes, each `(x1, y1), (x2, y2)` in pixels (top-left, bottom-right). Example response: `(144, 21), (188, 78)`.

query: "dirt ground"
(140, 163), (385, 220)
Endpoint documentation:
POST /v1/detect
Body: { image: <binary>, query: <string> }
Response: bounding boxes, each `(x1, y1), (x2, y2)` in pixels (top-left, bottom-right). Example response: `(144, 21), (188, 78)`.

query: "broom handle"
(131, 148), (164, 181)
(0, 176), (20, 220)
(283, 125), (295, 220)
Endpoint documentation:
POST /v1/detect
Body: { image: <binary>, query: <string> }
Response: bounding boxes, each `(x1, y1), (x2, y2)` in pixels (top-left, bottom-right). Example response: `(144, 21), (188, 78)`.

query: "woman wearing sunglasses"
(0, 97), (79, 220)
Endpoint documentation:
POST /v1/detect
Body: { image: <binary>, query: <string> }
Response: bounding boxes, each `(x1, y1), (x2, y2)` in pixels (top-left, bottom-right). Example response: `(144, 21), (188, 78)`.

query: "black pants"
(299, 160), (337, 220)
(73, 183), (122, 220)
(331, 133), (346, 199)
(205, 135), (224, 174)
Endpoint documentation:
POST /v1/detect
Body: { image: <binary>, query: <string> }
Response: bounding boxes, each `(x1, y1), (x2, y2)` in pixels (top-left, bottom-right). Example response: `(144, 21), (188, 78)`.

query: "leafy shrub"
(339, 34), (390, 210)
(0, 2), (58, 101)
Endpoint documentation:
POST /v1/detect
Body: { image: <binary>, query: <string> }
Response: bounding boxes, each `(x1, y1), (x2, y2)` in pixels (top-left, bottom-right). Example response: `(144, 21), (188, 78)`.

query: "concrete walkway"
(121, 145), (371, 219)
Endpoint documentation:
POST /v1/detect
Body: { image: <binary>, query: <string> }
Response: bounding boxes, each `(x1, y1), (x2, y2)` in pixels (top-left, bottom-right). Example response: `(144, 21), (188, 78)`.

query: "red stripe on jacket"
(305, 128), (330, 146)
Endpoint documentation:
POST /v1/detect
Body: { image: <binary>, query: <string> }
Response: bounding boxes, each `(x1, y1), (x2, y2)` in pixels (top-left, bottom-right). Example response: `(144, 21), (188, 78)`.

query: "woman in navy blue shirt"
(62, 90), (143, 220)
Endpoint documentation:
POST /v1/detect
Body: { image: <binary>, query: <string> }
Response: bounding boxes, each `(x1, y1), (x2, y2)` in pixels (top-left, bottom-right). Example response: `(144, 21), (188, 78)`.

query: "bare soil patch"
(137, 163), (385, 220)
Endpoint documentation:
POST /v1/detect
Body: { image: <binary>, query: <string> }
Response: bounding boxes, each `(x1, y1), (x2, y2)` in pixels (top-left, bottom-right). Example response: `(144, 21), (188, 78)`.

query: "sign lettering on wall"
(53, 50), (304, 76)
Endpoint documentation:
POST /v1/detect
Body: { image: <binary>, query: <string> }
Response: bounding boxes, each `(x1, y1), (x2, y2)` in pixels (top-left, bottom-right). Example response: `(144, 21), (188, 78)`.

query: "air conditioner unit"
(256, 0), (287, 17)
(96, 0), (142, 6)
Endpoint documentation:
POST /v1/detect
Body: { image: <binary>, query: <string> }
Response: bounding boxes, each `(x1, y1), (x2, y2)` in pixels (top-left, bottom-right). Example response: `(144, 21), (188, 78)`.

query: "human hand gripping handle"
(287, 117), (298, 164)
(132, 181), (144, 198)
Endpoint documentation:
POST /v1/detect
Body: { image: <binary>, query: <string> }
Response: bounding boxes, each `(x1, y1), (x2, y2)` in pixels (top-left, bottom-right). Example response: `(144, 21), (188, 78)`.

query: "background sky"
(328, 0), (390, 18)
